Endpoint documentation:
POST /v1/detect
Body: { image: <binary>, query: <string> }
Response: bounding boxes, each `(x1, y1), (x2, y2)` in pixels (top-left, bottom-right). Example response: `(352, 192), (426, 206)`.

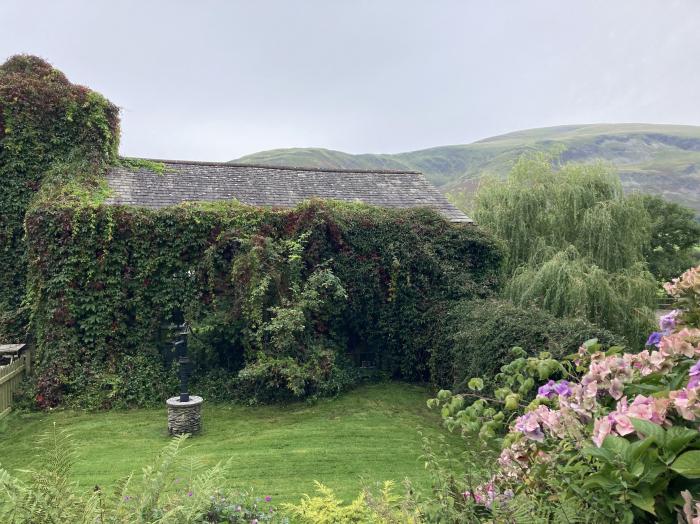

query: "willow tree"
(474, 154), (656, 344)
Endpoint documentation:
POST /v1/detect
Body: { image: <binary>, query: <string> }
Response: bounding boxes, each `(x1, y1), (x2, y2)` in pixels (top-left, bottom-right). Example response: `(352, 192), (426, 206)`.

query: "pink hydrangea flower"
(591, 395), (670, 446)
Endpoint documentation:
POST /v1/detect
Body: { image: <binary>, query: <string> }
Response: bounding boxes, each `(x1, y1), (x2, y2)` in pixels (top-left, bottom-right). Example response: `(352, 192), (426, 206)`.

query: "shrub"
(430, 298), (624, 390)
(25, 200), (501, 408)
(283, 481), (418, 523)
(429, 265), (700, 523)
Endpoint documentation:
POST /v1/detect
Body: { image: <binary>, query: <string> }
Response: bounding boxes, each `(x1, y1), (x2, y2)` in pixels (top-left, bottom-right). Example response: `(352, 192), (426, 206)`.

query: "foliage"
(430, 298), (624, 391)
(0, 426), (285, 523)
(0, 55), (119, 341)
(474, 154), (657, 343)
(506, 246), (656, 344)
(635, 194), (700, 282)
(282, 481), (418, 523)
(25, 199), (501, 408)
(429, 265), (700, 523)
(0, 55), (502, 408)
(471, 154), (649, 273)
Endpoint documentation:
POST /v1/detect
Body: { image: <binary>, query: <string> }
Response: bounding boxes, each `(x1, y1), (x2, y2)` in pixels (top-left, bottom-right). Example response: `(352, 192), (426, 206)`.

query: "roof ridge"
(120, 157), (422, 175)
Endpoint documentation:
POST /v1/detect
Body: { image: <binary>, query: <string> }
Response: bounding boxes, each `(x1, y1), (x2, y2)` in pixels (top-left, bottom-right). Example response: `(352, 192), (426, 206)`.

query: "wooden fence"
(0, 351), (30, 419)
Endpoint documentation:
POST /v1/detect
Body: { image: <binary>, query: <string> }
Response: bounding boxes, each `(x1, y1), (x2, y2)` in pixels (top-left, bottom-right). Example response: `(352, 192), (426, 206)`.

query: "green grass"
(0, 382), (458, 503)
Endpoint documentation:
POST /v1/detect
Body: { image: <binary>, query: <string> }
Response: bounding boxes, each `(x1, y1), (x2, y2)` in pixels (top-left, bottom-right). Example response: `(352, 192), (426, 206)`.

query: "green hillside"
(233, 124), (700, 213)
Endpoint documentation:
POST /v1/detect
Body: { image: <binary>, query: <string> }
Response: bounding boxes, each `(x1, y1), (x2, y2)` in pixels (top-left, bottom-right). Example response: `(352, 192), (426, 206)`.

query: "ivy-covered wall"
(0, 55), (119, 340)
(25, 200), (501, 407)
(1, 55), (503, 408)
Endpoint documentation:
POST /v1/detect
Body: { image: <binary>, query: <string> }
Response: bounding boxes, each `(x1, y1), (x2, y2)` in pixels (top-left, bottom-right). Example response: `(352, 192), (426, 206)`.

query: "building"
(105, 159), (472, 223)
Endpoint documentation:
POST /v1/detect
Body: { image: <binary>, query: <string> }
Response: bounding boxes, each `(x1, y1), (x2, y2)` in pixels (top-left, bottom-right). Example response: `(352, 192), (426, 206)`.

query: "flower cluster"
(536, 379), (572, 399)
(664, 266), (700, 298)
(463, 481), (514, 509)
(514, 404), (583, 443)
(592, 395), (670, 446)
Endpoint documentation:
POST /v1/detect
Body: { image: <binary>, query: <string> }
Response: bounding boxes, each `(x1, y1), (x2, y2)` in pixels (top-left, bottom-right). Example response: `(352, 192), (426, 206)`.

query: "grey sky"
(1, 1), (699, 161)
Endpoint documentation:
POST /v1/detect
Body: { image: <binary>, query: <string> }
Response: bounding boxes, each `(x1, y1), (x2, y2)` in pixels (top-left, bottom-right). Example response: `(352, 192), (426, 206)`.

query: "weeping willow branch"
(475, 154), (656, 344)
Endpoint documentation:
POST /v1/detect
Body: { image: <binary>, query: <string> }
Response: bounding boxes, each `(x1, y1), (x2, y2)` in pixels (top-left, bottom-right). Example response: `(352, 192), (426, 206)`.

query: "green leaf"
(467, 378), (484, 391)
(602, 435), (630, 457)
(582, 446), (615, 463)
(630, 418), (665, 446)
(583, 472), (622, 491)
(627, 437), (654, 462)
(665, 426), (700, 462)
(671, 450), (700, 479)
(628, 492), (656, 515)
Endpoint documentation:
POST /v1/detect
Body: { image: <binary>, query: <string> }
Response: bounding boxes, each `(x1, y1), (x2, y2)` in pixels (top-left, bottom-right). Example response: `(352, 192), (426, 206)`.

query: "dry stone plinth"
(166, 395), (203, 435)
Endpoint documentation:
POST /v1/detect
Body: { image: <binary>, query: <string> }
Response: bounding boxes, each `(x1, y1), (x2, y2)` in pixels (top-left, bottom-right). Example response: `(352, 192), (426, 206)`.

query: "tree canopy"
(474, 155), (656, 344)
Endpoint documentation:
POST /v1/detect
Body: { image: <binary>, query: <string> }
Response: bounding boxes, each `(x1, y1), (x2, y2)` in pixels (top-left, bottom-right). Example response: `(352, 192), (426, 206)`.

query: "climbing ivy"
(25, 200), (502, 407)
(1, 55), (503, 408)
(0, 55), (119, 340)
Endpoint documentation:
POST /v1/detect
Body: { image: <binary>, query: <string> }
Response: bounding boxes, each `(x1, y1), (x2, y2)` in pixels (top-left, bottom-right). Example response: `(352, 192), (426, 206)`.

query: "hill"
(233, 124), (700, 213)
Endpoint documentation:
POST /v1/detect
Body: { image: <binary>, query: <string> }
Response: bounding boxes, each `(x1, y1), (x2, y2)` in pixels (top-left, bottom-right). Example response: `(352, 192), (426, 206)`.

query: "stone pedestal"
(166, 395), (203, 435)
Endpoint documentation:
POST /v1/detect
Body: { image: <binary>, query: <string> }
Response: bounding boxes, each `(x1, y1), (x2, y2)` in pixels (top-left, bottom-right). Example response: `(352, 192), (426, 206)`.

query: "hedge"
(430, 298), (625, 390)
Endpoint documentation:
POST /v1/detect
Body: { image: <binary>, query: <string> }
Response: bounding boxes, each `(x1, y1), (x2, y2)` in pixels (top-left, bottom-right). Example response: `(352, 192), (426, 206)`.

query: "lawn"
(0, 382), (458, 503)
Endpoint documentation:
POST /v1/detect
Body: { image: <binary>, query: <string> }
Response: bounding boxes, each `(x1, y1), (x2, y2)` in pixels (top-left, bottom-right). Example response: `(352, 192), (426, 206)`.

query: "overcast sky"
(1, 1), (699, 161)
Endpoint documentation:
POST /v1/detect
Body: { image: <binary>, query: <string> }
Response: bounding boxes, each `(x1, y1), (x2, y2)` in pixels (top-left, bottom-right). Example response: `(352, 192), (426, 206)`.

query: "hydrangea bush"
(430, 265), (700, 523)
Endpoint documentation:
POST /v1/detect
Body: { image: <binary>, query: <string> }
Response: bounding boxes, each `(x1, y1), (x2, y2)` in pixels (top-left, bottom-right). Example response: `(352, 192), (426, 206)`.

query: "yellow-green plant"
(283, 481), (419, 523)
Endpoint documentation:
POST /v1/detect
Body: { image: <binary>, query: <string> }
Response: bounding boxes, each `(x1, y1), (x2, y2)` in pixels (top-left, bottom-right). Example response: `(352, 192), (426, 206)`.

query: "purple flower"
(537, 380), (571, 399)
(659, 310), (679, 334)
(552, 380), (572, 397)
(123, 495), (131, 501)
(646, 332), (663, 347)
(265, 496), (272, 502)
(537, 380), (556, 398)
(187, 491), (193, 497)
(514, 412), (545, 441)
(689, 360), (700, 389)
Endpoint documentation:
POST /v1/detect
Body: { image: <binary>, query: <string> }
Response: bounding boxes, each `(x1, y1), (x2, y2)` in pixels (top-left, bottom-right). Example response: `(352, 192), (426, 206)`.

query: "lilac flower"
(265, 495), (272, 502)
(187, 491), (193, 497)
(537, 380), (556, 398)
(537, 380), (571, 398)
(514, 412), (545, 441)
(646, 331), (663, 347)
(552, 380), (572, 397)
(689, 360), (700, 389)
(659, 310), (679, 334)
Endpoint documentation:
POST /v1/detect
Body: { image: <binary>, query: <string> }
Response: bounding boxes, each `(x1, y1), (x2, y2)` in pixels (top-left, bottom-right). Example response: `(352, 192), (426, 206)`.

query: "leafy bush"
(430, 298), (623, 390)
(283, 481), (418, 523)
(429, 265), (700, 523)
(25, 201), (500, 408)
(635, 194), (700, 283)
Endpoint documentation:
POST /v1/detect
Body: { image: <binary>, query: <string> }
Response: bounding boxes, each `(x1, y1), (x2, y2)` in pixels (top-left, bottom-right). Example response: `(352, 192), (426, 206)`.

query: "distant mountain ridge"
(232, 124), (700, 213)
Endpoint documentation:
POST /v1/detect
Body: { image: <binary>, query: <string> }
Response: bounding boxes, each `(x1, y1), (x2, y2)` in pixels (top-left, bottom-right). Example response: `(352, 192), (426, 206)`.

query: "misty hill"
(233, 124), (700, 213)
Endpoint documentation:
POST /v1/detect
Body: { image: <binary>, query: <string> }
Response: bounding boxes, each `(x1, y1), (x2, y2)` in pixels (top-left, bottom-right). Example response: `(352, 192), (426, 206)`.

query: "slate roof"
(104, 159), (472, 223)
